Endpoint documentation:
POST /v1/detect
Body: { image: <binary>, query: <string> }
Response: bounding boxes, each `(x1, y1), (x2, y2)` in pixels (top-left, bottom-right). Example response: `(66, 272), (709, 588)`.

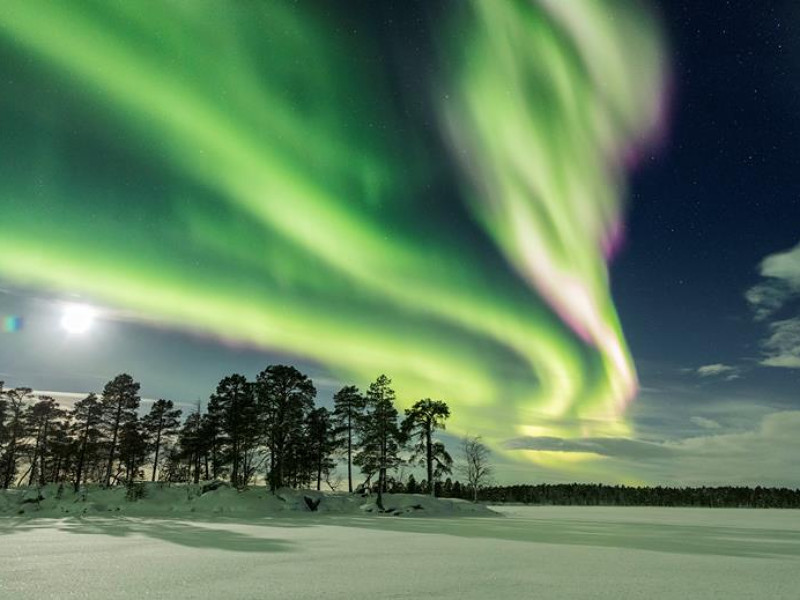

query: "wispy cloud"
(689, 416), (722, 430)
(760, 317), (800, 369)
(745, 282), (794, 321)
(746, 242), (800, 368)
(746, 241), (800, 318)
(695, 363), (741, 380)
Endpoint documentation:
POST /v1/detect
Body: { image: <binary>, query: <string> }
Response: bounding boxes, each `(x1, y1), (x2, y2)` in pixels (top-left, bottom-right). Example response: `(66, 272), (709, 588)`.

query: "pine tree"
(177, 403), (204, 484)
(200, 405), (223, 480)
(305, 407), (336, 491)
(46, 418), (73, 485)
(1, 387), (31, 488)
(402, 398), (452, 497)
(142, 399), (182, 482)
(354, 374), (404, 509)
(255, 365), (316, 491)
(332, 385), (364, 493)
(100, 374), (141, 486)
(118, 417), (148, 483)
(70, 393), (103, 491)
(209, 375), (258, 488)
(160, 445), (185, 483)
(24, 396), (65, 486)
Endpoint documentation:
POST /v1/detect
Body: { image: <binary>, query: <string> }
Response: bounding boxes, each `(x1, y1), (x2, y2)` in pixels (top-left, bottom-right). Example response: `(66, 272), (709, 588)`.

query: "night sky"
(1, 1), (798, 486)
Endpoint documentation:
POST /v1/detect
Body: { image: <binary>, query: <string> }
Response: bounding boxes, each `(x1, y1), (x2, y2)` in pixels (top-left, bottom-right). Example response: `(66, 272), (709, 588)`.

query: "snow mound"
(0, 483), (497, 519)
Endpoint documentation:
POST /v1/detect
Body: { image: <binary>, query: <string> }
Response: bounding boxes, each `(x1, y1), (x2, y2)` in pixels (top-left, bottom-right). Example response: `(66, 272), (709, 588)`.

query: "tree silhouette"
(460, 435), (492, 502)
(256, 365), (316, 491)
(100, 374), (141, 486)
(24, 396), (64, 486)
(332, 385), (364, 493)
(142, 399), (182, 482)
(118, 417), (148, 484)
(355, 374), (404, 509)
(209, 374), (258, 488)
(71, 393), (103, 492)
(177, 401), (204, 484)
(402, 398), (452, 497)
(1, 387), (31, 488)
(0, 381), (6, 449)
(306, 407), (337, 491)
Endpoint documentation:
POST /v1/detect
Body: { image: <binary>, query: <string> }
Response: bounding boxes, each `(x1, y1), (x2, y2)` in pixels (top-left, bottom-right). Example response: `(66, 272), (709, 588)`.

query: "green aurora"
(0, 1), (667, 469)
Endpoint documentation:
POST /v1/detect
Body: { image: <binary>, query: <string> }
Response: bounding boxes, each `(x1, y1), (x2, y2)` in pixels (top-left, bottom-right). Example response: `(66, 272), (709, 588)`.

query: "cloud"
(746, 241), (800, 319)
(504, 411), (800, 487)
(760, 243), (800, 285)
(746, 242), (800, 368)
(504, 436), (673, 459)
(760, 317), (800, 368)
(695, 363), (741, 379)
(29, 390), (187, 411)
(745, 282), (793, 321)
(665, 411), (800, 486)
(689, 416), (721, 429)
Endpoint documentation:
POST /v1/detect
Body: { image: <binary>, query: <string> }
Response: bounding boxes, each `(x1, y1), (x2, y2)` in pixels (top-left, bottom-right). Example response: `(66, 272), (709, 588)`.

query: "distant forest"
(454, 484), (800, 509)
(2, 369), (798, 509)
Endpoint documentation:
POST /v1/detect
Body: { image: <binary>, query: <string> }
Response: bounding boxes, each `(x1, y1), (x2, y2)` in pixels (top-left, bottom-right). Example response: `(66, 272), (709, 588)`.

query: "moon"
(60, 304), (96, 334)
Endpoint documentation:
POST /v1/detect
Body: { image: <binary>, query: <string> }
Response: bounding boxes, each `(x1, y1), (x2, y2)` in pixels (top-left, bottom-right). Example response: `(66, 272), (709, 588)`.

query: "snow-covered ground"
(1, 502), (799, 598)
(0, 483), (493, 518)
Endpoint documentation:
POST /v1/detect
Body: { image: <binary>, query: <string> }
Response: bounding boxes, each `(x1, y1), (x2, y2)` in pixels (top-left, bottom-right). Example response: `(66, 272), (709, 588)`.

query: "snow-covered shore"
(0, 482), (496, 519)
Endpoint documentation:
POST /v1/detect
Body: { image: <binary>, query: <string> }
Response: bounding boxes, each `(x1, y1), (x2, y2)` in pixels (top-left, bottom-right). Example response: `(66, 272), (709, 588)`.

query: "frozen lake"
(1, 505), (798, 598)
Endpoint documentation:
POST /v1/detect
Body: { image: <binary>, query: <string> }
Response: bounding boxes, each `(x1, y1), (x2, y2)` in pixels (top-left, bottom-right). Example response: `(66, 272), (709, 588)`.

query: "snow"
(1, 500), (799, 598)
(0, 483), (495, 518)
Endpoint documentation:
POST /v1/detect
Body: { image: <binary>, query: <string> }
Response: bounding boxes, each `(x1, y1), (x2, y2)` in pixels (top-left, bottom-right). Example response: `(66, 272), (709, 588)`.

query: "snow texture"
(0, 494), (799, 599)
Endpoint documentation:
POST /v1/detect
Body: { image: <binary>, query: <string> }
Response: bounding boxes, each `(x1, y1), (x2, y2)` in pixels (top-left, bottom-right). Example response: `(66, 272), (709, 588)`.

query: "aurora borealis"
(0, 1), (668, 467)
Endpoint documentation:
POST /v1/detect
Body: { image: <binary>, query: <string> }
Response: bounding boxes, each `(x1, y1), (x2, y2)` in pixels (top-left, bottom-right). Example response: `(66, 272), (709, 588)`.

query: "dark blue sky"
(616, 0), (800, 392)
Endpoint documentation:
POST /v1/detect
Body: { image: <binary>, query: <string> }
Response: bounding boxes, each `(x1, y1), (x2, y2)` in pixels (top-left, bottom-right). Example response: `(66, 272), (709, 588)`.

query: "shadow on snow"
(0, 517), (295, 553)
(2, 511), (800, 559)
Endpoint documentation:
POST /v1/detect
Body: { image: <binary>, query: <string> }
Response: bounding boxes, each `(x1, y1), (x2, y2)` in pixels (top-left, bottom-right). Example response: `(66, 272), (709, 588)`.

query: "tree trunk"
(28, 428), (42, 487)
(39, 420), (50, 486)
(210, 433), (218, 480)
(426, 423), (433, 497)
(2, 436), (17, 489)
(151, 417), (163, 482)
(376, 479), (384, 511)
(268, 440), (276, 492)
(75, 423), (89, 492)
(347, 415), (353, 493)
(104, 404), (123, 486)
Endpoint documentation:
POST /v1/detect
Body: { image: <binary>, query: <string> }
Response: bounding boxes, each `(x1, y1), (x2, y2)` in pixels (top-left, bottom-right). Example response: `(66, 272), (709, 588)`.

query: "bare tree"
(460, 435), (492, 502)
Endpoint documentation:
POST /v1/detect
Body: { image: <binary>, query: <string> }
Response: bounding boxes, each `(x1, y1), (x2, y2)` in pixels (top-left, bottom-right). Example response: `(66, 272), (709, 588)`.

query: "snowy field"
(1, 505), (799, 599)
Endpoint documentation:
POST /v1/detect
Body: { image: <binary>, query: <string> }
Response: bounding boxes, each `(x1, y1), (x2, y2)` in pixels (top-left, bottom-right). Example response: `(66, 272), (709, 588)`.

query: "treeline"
(462, 484), (800, 508)
(0, 369), (481, 507)
(9, 373), (794, 509)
